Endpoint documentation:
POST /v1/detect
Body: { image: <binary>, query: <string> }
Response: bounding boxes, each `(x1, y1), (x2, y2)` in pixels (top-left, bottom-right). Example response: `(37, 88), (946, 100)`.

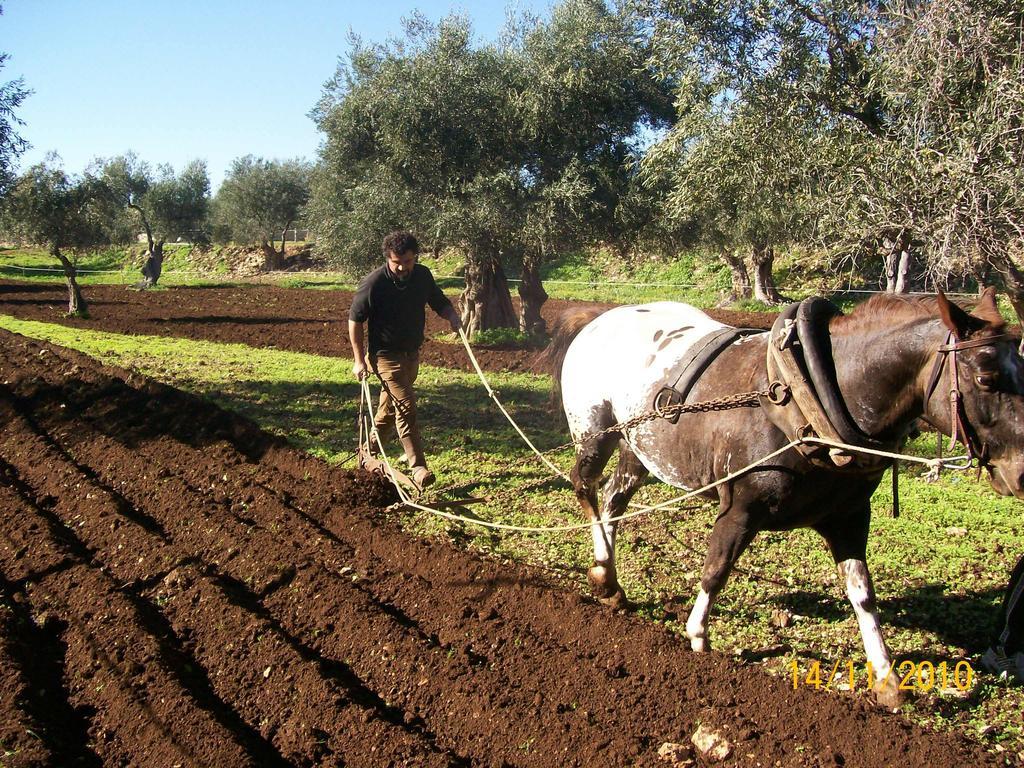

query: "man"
(982, 553), (1024, 683)
(348, 231), (461, 490)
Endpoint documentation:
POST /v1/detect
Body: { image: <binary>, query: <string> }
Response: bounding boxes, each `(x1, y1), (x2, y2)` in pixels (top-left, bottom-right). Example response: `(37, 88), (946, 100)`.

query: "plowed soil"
(0, 287), (1006, 765)
(0, 280), (773, 374)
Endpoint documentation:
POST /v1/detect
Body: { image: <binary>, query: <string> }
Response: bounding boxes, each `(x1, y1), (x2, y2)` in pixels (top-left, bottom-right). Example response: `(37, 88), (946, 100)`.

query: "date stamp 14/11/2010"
(788, 659), (975, 693)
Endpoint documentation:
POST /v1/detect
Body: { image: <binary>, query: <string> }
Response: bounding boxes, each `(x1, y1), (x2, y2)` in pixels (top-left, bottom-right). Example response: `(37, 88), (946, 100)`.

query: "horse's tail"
(537, 307), (605, 406)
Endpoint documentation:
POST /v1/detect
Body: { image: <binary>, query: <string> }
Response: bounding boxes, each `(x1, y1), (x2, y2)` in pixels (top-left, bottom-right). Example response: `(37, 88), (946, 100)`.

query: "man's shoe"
(981, 646), (1024, 683)
(411, 466), (435, 491)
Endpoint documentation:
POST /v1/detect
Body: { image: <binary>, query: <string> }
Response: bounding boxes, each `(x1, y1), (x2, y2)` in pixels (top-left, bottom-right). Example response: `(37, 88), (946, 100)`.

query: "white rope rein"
(395, 440), (804, 532)
(359, 377), (414, 505)
(358, 335), (972, 535)
(798, 437), (971, 479)
(456, 327), (569, 480)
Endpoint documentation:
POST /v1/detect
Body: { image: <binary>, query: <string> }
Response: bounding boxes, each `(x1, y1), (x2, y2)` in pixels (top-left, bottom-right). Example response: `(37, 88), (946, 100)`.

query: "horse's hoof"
(597, 589), (632, 610)
(873, 675), (906, 710)
(588, 565), (618, 592)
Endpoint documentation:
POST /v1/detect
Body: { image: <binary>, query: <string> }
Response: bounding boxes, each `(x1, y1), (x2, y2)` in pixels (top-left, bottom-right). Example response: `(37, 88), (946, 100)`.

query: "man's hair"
(382, 231), (419, 257)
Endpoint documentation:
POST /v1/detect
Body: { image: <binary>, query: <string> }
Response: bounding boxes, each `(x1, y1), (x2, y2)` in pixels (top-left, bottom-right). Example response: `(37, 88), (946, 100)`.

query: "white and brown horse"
(544, 291), (1024, 704)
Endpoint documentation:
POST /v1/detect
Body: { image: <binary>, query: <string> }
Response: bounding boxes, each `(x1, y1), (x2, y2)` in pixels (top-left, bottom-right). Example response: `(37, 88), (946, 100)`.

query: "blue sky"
(2, 0), (553, 188)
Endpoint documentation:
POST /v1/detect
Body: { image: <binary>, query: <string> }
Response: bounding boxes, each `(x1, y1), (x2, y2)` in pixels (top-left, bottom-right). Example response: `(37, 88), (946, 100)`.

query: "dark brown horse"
(545, 291), (1024, 705)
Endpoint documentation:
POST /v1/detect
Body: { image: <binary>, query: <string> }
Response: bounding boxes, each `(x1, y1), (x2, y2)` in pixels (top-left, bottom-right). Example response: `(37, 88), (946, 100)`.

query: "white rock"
(657, 741), (695, 766)
(692, 724), (733, 762)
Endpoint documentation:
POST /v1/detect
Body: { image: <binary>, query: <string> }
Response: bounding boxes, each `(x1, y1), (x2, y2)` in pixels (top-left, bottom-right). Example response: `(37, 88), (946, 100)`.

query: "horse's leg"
(570, 431), (619, 603)
(588, 442), (649, 609)
(684, 509), (757, 652)
(815, 508), (903, 708)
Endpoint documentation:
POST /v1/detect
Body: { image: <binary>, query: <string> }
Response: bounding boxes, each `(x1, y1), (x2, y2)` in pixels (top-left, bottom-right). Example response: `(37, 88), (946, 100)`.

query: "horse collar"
(762, 299), (889, 469)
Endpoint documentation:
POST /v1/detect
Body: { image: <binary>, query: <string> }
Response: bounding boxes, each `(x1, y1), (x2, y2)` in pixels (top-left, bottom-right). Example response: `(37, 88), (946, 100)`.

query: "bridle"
(923, 331), (1014, 469)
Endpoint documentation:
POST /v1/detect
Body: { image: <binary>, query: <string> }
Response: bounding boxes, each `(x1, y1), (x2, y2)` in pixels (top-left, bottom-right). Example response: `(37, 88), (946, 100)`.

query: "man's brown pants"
(371, 350), (427, 469)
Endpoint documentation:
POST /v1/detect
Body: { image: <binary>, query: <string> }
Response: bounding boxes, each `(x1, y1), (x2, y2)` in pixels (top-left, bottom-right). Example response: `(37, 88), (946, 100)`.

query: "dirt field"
(0, 281), (774, 374)
(0, 281), (1012, 766)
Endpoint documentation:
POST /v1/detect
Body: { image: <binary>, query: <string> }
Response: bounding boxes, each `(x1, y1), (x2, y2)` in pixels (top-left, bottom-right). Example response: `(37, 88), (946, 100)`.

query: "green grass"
(465, 327), (545, 347)
(2, 312), (1023, 753)
(0, 244), (241, 287)
(274, 275), (361, 291)
(0, 244), (333, 290)
(6, 242), (1013, 317)
(421, 247), (739, 306)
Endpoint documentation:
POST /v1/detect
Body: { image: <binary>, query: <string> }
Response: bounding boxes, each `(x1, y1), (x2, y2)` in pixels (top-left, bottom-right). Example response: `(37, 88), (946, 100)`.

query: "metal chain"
(455, 328), (772, 486)
(541, 389), (770, 456)
(477, 387), (770, 489)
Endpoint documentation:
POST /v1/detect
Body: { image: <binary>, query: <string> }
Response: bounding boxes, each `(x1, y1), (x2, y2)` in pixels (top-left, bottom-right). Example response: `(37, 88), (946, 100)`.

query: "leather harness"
(759, 298), (890, 469)
(922, 331), (1014, 470)
(650, 297), (1009, 476)
(654, 327), (763, 424)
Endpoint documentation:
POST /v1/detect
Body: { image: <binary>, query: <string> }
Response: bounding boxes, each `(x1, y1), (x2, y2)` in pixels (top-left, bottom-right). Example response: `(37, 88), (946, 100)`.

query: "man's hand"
(444, 306), (462, 333)
(348, 319), (368, 380)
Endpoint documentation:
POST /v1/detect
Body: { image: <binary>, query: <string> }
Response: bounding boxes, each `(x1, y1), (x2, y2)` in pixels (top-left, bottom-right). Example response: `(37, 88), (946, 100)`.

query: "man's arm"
(423, 267), (461, 332)
(348, 319), (368, 379)
(440, 303), (461, 333)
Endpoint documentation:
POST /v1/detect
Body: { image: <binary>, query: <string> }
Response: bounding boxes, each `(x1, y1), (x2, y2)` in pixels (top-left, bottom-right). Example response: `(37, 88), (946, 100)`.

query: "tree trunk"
(751, 244), (784, 304)
(976, 263), (993, 294)
(459, 254), (517, 335)
(53, 248), (87, 316)
(279, 220), (293, 262)
(130, 203), (155, 258)
(721, 248), (752, 302)
(883, 237), (897, 292)
(883, 230), (912, 293)
(140, 240), (165, 288)
(262, 240), (284, 271)
(894, 245), (911, 294)
(517, 254), (548, 337)
(129, 203), (165, 289)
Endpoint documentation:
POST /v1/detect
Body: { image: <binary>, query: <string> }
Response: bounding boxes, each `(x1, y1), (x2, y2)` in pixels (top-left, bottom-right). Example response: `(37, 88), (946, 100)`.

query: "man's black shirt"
(349, 263), (453, 355)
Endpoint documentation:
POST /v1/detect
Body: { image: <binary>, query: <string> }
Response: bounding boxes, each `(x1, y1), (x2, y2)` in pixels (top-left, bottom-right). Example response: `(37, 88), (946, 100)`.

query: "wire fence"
(0, 264), (223, 278)
(0, 263), (984, 299)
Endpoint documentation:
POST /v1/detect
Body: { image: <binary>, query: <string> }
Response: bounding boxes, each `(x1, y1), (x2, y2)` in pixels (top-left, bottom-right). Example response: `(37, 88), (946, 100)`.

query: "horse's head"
(932, 289), (1024, 497)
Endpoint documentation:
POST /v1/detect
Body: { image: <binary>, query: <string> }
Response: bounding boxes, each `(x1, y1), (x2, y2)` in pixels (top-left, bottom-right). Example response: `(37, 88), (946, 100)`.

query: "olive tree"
(636, 0), (885, 300)
(643, 94), (837, 303)
(213, 155), (312, 270)
(504, 0), (674, 330)
(0, 4), (30, 199)
(311, 15), (525, 332)
(95, 154), (210, 286)
(838, 0), (1024, 304)
(638, 0), (1024, 301)
(3, 159), (108, 315)
(311, 0), (672, 334)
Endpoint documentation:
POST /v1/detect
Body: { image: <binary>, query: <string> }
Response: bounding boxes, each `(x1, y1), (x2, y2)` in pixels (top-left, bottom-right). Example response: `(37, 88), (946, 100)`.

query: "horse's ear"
(973, 286), (1006, 329)
(937, 290), (975, 340)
